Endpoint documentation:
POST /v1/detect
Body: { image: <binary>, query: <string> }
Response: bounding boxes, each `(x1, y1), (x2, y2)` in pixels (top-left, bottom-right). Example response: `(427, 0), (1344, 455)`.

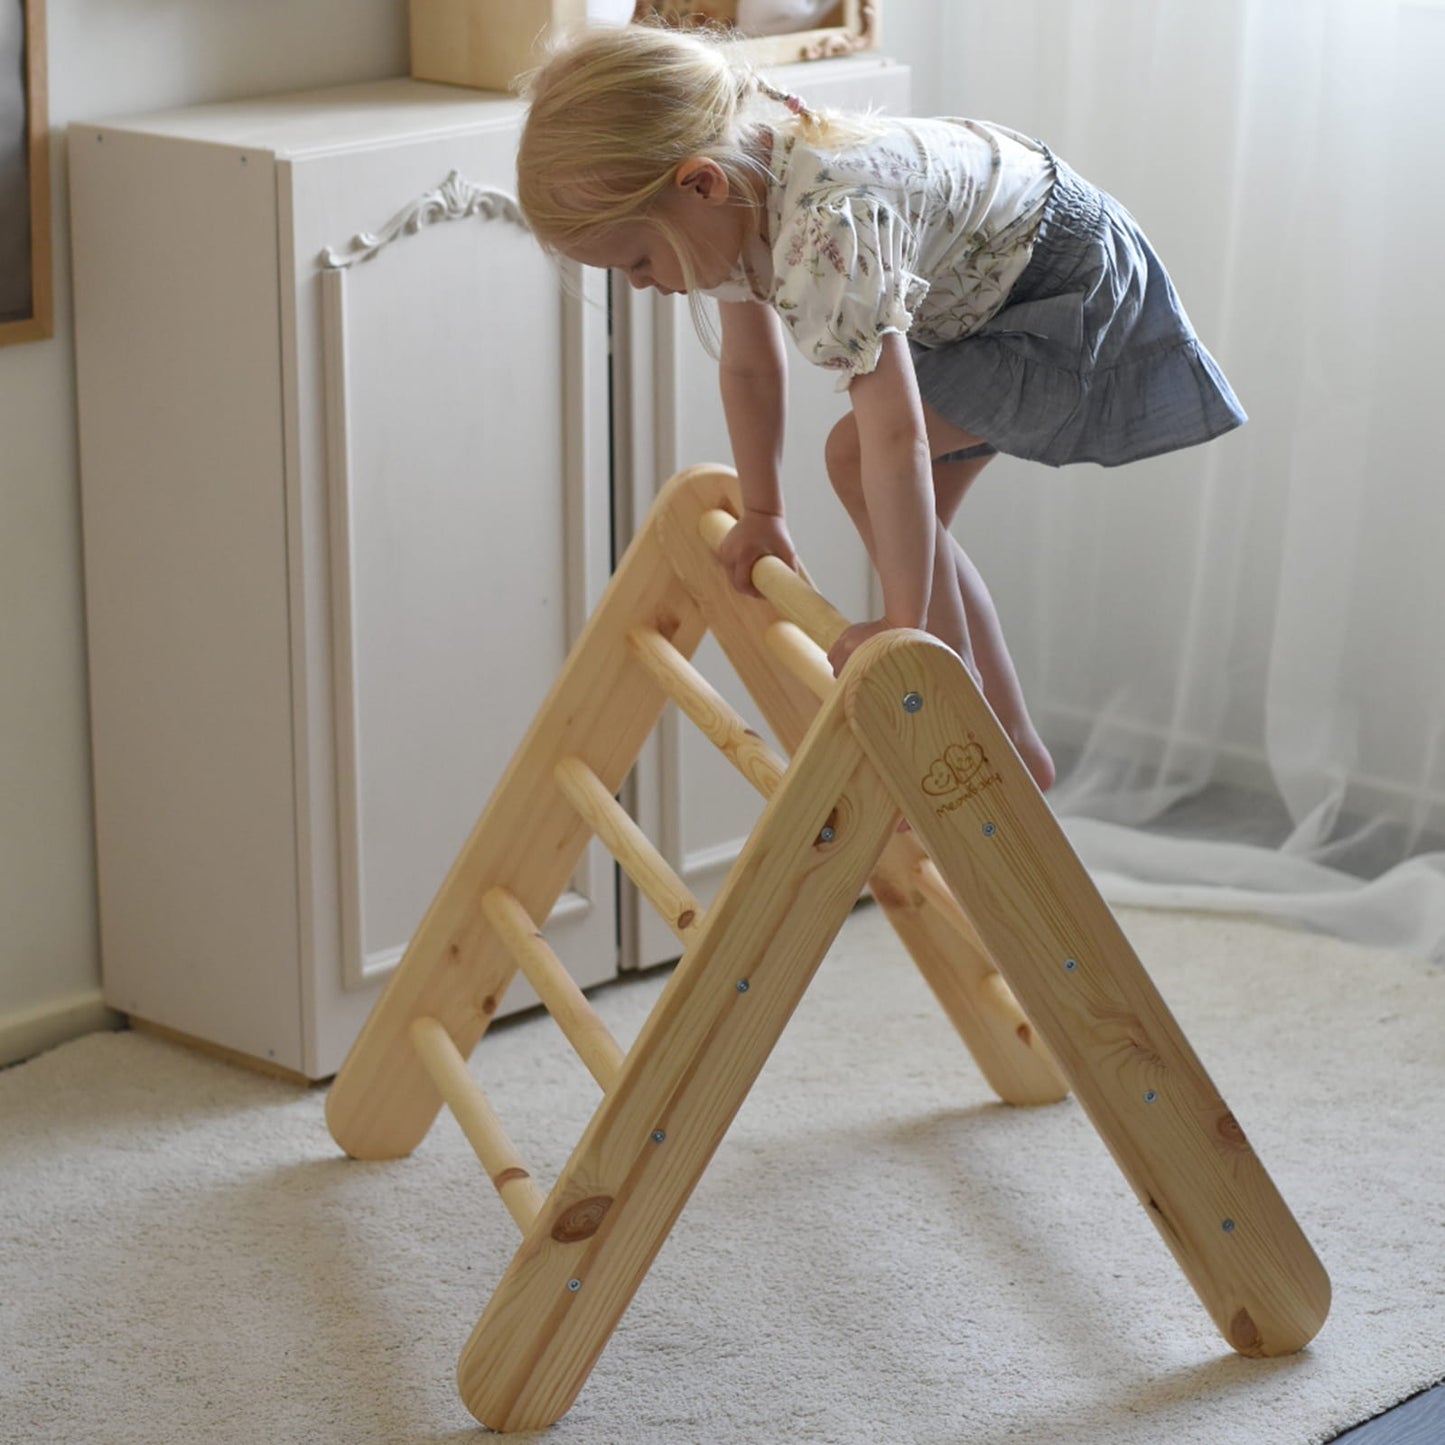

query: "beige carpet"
(2, 903), (1442, 1444)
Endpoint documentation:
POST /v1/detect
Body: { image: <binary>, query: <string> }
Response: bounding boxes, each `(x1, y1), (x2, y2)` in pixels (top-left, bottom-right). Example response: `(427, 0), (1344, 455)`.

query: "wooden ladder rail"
(680, 501), (1067, 1109)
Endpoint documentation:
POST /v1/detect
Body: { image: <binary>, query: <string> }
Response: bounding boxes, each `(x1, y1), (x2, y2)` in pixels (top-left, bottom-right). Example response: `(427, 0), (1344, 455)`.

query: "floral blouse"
(707, 114), (1055, 389)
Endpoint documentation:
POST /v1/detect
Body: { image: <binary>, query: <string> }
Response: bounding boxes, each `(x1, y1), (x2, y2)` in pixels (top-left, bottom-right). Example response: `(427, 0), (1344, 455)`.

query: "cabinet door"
(616, 58), (913, 970)
(283, 119), (616, 1073)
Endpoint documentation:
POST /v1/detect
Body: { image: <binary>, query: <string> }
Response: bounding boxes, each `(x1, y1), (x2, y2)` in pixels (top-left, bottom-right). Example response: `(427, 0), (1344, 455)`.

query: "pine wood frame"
(0, 0), (51, 347)
(325, 464), (1330, 1432)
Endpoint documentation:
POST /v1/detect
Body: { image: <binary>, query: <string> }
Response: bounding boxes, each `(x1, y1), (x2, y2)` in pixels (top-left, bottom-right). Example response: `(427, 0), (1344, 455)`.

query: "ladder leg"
(456, 668), (900, 1431)
(870, 840), (1066, 1106)
(659, 485), (1066, 1106)
(844, 630), (1331, 1358)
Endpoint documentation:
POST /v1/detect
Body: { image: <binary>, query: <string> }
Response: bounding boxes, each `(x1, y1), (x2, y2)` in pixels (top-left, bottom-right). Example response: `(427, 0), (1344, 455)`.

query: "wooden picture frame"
(1, 0), (51, 347)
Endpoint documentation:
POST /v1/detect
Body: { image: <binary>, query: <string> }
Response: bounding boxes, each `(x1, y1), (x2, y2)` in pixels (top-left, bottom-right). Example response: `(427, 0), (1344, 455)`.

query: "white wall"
(0, 2), (947, 1065)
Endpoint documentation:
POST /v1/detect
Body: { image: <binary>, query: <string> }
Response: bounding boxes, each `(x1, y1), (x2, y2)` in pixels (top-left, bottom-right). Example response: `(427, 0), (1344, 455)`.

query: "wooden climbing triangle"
(324, 464), (1330, 1432)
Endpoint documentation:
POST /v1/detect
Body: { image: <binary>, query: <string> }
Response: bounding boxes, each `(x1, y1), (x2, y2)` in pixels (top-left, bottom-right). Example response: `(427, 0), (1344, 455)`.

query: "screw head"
(651, 1130), (666, 1144)
(567, 1278), (582, 1291)
(902, 692), (924, 713)
(1063, 957), (1079, 972)
(982, 822), (997, 837)
(818, 826), (836, 843)
(735, 979), (750, 993)
(1222, 1219), (1237, 1233)
(1144, 1090), (1158, 1103)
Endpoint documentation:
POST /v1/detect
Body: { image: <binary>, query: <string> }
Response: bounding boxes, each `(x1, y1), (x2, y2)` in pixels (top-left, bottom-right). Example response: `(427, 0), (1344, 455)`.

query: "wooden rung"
(698, 508), (850, 655)
(481, 887), (625, 1093)
(553, 755), (704, 945)
(408, 1016), (545, 1233)
(627, 626), (788, 801)
(764, 620), (835, 704)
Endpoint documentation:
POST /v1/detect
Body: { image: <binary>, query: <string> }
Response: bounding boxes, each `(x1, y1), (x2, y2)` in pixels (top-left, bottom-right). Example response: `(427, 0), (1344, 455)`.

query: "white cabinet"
(71, 81), (615, 1079)
(69, 58), (910, 1077)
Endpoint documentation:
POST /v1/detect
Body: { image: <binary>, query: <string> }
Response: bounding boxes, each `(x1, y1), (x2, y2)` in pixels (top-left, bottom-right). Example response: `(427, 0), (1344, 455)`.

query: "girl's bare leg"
(823, 416), (1055, 792)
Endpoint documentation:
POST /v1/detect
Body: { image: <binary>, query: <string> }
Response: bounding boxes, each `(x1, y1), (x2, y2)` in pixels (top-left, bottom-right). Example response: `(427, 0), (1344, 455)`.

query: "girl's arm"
(830, 331), (935, 667)
(716, 300), (797, 595)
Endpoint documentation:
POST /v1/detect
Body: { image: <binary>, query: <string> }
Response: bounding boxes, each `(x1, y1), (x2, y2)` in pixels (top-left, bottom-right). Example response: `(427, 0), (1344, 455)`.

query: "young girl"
(515, 23), (1246, 793)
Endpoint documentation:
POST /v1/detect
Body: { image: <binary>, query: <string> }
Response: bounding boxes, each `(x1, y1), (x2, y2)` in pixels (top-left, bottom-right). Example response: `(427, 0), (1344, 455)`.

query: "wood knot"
(448, 943), (461, 960)
(869, 878), (907, 910)
(1217, 1112), (1248, 1150)
(1016, 1021), (1033, 1046)
(677, 910), (696, 931)
(494, 1167), (530, 1189)
(656, 611), (681, 641)
(551, 1195), (614, 1244)
(1229, 1306), (1265, 1357)
(479, 994), (498, 1016)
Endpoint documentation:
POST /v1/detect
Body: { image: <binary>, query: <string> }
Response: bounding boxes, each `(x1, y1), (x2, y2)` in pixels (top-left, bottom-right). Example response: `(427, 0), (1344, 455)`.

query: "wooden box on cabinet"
(409, 2), (879, 95)
(70, 80), (617, 1080)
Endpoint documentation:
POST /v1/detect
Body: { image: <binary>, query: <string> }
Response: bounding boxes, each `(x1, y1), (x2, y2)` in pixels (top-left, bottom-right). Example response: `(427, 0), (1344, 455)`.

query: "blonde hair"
(516, 22), (882, 299)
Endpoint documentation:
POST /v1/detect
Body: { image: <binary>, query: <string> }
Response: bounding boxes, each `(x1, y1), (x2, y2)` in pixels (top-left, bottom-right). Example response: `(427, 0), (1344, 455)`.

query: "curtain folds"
(944, 0), (1445, 962)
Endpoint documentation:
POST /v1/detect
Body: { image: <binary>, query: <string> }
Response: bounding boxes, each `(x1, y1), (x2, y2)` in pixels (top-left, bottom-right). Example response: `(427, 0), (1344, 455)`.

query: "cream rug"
(2, 904), (1442, 1445)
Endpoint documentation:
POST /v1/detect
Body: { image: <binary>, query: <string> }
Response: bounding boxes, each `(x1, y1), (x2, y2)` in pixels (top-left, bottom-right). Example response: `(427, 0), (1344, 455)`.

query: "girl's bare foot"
(1012, 726), (1056, 793)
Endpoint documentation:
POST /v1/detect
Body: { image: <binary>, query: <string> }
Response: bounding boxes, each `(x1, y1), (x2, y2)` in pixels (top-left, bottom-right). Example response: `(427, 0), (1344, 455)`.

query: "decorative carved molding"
(319, 170), (527, 271)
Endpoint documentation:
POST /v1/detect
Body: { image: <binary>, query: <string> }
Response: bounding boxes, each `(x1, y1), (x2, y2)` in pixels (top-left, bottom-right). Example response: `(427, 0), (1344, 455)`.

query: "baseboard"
(0, 990), (125, 1070)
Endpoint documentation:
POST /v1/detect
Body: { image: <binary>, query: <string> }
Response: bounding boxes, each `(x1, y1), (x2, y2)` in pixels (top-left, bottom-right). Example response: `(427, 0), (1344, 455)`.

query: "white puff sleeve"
(771, 191), (928, 390)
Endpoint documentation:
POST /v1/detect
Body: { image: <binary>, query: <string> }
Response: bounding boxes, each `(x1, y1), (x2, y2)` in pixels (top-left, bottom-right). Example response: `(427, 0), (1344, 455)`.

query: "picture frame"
(1, 0), (51, 347)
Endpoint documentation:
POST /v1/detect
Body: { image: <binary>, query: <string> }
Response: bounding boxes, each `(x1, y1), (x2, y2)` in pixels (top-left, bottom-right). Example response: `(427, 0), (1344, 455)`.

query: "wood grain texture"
(409, 1016), (545, 1232)
(457, 660), (900, 1430)
(845, 630), (1331, 1357)
(680, 494), (1067, 1107)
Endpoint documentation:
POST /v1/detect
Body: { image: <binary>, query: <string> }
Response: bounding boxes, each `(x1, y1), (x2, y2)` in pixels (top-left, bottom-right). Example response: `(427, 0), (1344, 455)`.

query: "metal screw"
(567, 1278), (582, 1292)
(736, 979), (750, 993)
(1144, 1090), (1158, 1104)
(902, 692), (923, 713)
(1222, 1219), (1236, 1234)
(1063, 958), (1079, 972)
(651, 1130), (666, 1144)
(982, 822), (997, 837)
(817, 826), (836, 843)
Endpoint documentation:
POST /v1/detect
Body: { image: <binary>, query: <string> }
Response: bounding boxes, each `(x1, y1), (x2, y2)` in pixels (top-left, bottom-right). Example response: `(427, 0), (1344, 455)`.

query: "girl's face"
(564, 158), (753, 295)
(571, 219), (692, 295)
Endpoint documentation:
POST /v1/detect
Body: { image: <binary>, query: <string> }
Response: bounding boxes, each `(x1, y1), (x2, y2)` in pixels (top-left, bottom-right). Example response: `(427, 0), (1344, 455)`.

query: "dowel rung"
(481, 887), (625, 1092)
(627, 626), (789, 801)
(698, 509), (850, 654)
(553, 756), (704, 945)
(408, 1016), (545, 1233)
(764, 621), (835, 703)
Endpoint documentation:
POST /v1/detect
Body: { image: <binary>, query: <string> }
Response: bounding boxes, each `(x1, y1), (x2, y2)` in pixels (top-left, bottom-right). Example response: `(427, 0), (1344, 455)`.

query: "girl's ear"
(674, 157), (731, 205)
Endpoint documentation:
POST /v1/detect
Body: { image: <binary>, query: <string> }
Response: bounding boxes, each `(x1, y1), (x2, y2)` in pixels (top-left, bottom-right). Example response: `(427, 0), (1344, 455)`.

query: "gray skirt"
(910, 155), (1247, 468)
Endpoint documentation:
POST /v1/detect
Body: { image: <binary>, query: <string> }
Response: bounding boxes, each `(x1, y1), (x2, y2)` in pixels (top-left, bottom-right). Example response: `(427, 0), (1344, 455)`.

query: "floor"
(1330, 1383), (1445, 1444)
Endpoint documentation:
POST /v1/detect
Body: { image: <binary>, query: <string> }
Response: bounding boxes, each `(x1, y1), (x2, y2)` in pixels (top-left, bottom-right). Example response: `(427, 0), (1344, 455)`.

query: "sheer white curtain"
(937, 0), (1445, 961)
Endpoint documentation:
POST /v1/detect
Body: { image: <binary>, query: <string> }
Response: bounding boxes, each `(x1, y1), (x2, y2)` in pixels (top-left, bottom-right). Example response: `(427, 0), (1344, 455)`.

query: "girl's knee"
(824, 415), (861, 498)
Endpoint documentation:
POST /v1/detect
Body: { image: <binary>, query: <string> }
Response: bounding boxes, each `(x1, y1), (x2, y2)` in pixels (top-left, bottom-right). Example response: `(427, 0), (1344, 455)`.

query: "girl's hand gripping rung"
(698, 509), (851, 654)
